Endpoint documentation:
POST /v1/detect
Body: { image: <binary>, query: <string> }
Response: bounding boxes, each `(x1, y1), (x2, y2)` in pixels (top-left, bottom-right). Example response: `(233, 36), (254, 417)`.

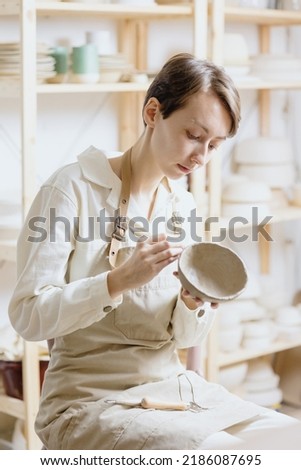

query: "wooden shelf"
(219, 336), (301, 367)
(0, 394), (25, 420)
(223, 6), (301, 26)
(35, 1), (193, 19)
(36, 81), (151, 94)
(235, 78), (301, 90)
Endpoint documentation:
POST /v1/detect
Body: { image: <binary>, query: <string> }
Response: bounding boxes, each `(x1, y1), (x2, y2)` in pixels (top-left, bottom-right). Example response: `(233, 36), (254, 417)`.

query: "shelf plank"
(219, 336), (301, 367)
(0, 394), (25, 420)
(1, 79), (301, 96)
(36, 81), (151, 94)
(235, 78), (301, 90)
(35, 1), (193, 19)
(213, 206), (301, 233)
(0, 1), (19, 15)
(223, 6), (301, 26)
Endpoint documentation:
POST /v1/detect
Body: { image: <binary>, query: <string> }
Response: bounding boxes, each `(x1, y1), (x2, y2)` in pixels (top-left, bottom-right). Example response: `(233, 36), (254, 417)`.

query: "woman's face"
(147, 91), (232, 180)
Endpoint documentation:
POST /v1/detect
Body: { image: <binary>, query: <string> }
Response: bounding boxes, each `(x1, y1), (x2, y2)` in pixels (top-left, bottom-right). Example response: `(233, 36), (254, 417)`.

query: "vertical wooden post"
(20, 0), (41, 450)
(258, 24), (272, 274)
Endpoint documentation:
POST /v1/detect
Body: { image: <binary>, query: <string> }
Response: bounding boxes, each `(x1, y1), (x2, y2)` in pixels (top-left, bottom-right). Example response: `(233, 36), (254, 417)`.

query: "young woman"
(9, 53), (301, 450)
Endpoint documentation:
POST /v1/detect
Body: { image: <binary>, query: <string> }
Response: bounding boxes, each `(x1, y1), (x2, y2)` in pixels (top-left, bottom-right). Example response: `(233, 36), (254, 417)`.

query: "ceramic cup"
(50, 46), (69, 74)
(71, 44), (99, 83)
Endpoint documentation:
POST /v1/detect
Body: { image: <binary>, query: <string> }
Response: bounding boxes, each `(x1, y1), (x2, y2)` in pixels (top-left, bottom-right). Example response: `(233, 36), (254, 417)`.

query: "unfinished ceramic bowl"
(177, 243), (248, 303)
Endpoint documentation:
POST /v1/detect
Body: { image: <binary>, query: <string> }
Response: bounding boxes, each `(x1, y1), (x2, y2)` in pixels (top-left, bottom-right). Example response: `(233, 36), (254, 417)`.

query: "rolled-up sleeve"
(171, 293), (217, 348)
(8, 186), (122, 342)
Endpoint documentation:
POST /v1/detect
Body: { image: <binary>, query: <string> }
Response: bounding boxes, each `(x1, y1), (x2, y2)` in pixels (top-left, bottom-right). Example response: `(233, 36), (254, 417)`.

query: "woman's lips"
(177, 164), (192, 174)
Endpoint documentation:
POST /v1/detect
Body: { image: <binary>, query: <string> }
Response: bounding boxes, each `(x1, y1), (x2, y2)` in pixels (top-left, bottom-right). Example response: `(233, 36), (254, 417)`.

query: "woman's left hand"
(173, 271), (219, 311)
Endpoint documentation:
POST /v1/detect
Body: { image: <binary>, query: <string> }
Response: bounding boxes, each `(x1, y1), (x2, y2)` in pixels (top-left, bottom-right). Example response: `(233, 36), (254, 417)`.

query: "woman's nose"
(191, 149), (207, 167)
(191, 141), (211, 166)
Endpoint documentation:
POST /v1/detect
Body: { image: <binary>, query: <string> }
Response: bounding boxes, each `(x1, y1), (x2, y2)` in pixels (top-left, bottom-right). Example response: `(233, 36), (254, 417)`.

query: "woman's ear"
(143, 97), (160, 128)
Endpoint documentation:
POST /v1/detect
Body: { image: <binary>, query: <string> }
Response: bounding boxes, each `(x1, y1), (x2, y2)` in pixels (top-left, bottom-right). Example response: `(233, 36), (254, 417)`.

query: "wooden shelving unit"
(205, 0), (301, 382)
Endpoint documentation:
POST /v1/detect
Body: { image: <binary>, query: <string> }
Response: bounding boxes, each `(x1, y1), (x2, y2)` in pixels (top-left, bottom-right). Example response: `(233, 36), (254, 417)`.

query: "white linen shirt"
(9, 146), (216, 348)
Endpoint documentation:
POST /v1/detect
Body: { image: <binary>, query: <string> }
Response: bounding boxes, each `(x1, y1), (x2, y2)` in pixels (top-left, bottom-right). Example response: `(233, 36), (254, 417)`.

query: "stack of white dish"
(236, 270), (268, 322)
(218, 270), (268, 351)
(0, 42), (56, 84)
(274, 305), (301, 340)
(234, 137), (295, 189)
(222, 174), (272, 221)
(217, 270), (268, 353)
(223, 33), (250, 77)
(237, 271), (277, 349)
(243, 358), (283, 409)
(218, 303), (244, 353)
(219, 362), (248, 394)
(251, 53), (301, 81)
(242, 318), (277, 349)
(99, 54), (133, 83)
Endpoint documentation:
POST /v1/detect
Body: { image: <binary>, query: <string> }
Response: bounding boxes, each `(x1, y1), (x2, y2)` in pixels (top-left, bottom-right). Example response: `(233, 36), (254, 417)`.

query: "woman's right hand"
(107, 233), (183, 299)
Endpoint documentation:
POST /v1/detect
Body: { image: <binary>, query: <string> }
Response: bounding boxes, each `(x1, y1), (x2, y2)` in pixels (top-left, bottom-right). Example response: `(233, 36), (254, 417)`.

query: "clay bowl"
(177, 243), (248, 303)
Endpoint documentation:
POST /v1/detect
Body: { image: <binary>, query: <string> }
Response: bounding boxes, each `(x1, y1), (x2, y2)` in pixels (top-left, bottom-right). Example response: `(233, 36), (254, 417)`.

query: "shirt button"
(103, 305), (112, 313)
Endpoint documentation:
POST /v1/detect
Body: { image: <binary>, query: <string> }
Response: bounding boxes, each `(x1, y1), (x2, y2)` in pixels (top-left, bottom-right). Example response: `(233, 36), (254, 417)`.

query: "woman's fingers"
(173, 271), (219, 309)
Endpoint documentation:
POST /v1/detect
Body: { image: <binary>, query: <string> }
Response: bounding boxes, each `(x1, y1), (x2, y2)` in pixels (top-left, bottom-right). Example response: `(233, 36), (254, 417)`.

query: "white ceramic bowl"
(244, 373), (280, 393)
(251, 54), (301, 80)
(237, 162), (295, 188)
(219, 325), (243, 352)
(234, 137), (294, 165)
(219, 362), (248, 391)
(276, 324), (301, 340)
(274, 305), (301, 326)
(218, 303), (242, 327)
(246, 359), (275, 382)
(223, 33), (250, 65)
(222, 202), (271, 220)
(99, 70), (122, 82)
(242, 335), (273, 349)
(243, 319), (276, 338)
(70, 73), (100, 84)
(244, 388), (283, 407)
(222, 180), (272, 203)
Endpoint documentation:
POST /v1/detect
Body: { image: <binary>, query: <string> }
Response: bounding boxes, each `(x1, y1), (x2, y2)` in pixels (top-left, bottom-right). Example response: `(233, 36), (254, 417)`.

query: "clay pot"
(177, 243), (248, 303)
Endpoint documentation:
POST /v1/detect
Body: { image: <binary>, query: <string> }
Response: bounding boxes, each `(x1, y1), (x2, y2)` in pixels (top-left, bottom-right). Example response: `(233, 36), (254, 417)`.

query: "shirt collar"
(77, 146), (122, 209)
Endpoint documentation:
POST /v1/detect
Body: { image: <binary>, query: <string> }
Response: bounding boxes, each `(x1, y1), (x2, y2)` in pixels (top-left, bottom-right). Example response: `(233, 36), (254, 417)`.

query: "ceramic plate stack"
(217, 270), (268, 345)
(99, 54), (133, 83)
(222, 174), (272, 221)
(218, 362), (248, 394)
(242, 318), (277, 350)
(234, 137), (295, 190)
(243, 358), (283, 409)
(251, 53), (301, 81)
(0, 42), (56, 84)
(218, 302), (244, 353)
(223, 33), (251, 78)
(274, 305), (301, 340)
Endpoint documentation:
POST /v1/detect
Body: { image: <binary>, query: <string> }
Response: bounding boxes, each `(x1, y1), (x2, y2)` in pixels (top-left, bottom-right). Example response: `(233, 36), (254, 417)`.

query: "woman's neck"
(129, 138), (164, 197)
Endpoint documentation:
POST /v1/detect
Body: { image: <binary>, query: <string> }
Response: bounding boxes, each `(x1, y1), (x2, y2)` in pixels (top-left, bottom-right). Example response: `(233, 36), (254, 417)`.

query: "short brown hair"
(143, 53), (241, 137)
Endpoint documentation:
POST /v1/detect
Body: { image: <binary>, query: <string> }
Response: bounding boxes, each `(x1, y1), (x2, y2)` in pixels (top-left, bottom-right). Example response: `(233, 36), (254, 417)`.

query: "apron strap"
(108, 148), (183, 268)
(109, 148), (132, 268)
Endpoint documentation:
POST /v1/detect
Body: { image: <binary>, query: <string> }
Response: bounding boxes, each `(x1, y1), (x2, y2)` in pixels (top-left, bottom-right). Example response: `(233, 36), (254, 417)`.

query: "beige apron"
(36, 149), (261, 449)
